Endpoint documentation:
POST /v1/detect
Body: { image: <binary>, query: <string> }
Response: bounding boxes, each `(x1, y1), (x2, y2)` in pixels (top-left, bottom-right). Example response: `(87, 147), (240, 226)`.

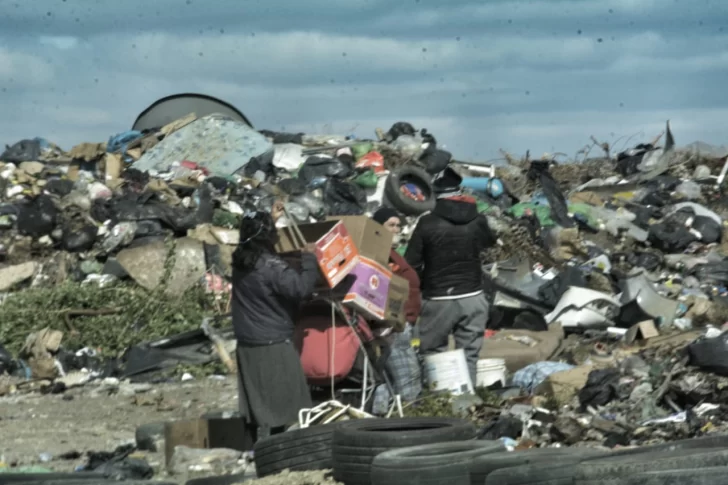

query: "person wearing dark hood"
(404, 167), (496, 387)
(231, 201), (318, 443)
(372, 207), (422, 401)
(372, 208), (422, 326)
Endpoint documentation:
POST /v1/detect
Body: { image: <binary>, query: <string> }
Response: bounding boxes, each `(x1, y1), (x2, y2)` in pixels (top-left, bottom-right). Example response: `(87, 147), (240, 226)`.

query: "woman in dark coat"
(231, 203), (318, 443)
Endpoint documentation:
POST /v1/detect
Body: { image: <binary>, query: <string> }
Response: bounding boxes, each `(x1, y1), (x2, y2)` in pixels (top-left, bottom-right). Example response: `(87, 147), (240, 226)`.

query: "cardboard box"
(625, 320), (659, 344)
(275, 220), (359, 288)
(327, 216), (392, 267)
(341, 256), (393, 320)
(535, 365), (593, 407)
(384, 274), (410, 331)
(164, 417), (253, 469)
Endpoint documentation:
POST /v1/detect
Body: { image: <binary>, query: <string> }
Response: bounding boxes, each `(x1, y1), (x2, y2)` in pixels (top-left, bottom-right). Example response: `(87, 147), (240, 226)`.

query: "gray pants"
(418, 293), (489, 387)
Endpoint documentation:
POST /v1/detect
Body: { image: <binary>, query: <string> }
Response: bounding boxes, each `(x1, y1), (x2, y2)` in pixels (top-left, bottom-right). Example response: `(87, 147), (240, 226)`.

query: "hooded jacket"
(404, 195), (496, 299)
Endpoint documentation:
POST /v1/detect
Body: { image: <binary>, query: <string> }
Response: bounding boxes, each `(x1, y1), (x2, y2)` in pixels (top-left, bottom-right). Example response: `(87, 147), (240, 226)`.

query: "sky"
(0, 0), (727, 162)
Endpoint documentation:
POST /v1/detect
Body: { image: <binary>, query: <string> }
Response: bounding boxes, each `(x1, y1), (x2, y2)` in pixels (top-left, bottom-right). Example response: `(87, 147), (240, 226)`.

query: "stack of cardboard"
(274, 215), (410, 331)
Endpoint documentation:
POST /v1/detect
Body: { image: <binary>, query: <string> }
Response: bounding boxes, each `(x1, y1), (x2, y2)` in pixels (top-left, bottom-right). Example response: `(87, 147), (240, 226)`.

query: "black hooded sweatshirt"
(404, 196), (496, 299)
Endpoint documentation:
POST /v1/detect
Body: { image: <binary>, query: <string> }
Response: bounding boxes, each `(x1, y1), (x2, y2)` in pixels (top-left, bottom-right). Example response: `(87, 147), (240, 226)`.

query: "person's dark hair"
(232, 210), (277, 274)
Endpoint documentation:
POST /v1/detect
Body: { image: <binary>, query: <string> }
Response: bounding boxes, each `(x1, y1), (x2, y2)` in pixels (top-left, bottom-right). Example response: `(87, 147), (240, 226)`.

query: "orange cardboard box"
(275, 220), (359, 288)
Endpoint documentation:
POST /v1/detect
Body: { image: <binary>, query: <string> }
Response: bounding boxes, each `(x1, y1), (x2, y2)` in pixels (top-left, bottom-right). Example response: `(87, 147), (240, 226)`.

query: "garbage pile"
(390, 120), (728, 449)
(1, 100), (728, 450)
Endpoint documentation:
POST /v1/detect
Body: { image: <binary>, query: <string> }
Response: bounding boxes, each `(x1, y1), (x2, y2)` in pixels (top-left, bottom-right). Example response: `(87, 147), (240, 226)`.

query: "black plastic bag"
(1, 139), (42, 163)
(527, 160), (574, 228)
(690, 261), (728, 285)
(298, 156), (353, 186)
(242, 148), (274, 177)
(17, 194), (59, 237)
(688, 334), (728, 376)
(45, 178), (75, 197)
(419, 147), (452, 175)
(324, 179), (366, 216)
(578, 368), (620, 410)
(615, 143), (655, 177)
(387, 121), (416, 141)
(86, 444), (153, 480)
(478, 416), (523, 440)
(692, 215), (722, 244)
(277, 177), (307, 196)
(0, 342), (13, 375)
(62, 225), (97, 252)
(648, 220), (698, 252)
(258, 130), (304, 144)
(108, 183), (214, 233)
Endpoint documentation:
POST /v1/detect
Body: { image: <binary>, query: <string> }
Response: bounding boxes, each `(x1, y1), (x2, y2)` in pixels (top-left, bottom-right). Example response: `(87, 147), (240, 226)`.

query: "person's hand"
(302, 243), (317, 254)
(271, 200), (285, 222)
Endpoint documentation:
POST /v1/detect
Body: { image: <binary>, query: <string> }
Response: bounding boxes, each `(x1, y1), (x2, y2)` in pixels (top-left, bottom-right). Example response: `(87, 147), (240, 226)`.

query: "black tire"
(135, 421), (166, 452)
(384, 166), (436, 216)
(606, 433), (728, 456)
(0, 474), (107, 485)
(484, 435), (728, 485)
(573, 448), (728, 481)
(486, 462), (582, 485)
(185, 472), (249, 485)
(471, 448), (606, 484)
(13, 481), (177, 485)
(371, 441), (504, 485)
(332, 417), (477, 485)
(253, 423), (338, 478)
(576, 466), (728, 485)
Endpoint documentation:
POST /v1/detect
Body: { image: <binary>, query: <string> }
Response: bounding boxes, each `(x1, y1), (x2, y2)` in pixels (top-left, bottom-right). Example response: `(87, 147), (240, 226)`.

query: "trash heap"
(0, 107), (728, 451)
(396, 120), (728, 449)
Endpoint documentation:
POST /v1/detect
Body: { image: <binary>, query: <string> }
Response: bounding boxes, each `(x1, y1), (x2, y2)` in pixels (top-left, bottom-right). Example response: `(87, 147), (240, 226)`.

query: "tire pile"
(250, 416), (728, 485)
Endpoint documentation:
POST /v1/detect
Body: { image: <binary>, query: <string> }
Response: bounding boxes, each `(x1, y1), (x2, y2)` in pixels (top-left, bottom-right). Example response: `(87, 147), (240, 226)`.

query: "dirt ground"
(0, 376), (337, 484)
(0, 376), (235, 467)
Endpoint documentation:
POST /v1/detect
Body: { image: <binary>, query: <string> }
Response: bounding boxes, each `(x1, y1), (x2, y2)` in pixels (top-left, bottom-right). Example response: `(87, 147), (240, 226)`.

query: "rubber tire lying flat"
(371, 441), (504, 485)
(14, 481), (178, 485)
(484, 435), (728, 485)
(576, 466), (728, 485)
(384, 165), (436, 216)
(574, 447), (728, 481)
(0, 474), (107, 484)
(185, 472), (249, 485)
(332, 417), (477, 485)
(471, 447), (607, 485)
(606, 432), (728, 457)
(486, 461), (584, 485)
(253, 422), (338, 478)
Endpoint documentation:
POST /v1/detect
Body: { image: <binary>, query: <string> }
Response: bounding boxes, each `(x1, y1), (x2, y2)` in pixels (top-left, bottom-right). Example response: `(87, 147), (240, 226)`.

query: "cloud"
(0, 47), (54, 86)
(0, 0), (726, 160)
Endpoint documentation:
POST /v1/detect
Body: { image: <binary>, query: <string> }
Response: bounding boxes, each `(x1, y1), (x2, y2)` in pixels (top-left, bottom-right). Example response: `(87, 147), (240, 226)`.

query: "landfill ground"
(0, 377), (236, 473)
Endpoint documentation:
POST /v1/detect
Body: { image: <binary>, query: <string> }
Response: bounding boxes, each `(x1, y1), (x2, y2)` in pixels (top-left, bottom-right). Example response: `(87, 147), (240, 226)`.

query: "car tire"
(384, 166), (436, 216)
(332, 417), (476, 485)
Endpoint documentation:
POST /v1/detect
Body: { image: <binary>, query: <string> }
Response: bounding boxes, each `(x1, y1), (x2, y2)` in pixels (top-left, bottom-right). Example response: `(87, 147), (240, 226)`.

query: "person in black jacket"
(405, 167), (496, 387)
(231, 202), (318, 443)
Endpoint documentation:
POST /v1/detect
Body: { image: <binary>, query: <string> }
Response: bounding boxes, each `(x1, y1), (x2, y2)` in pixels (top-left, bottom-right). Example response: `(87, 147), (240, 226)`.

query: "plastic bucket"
(423, 349), (473, 395)
(476, 358), (507, 388)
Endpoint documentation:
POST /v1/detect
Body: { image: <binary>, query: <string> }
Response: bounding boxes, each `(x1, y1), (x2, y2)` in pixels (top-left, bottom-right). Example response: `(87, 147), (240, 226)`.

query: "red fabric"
(389, 250), (422, 324)
(294, 301), (372, 386)
(444, 194), (477, 204)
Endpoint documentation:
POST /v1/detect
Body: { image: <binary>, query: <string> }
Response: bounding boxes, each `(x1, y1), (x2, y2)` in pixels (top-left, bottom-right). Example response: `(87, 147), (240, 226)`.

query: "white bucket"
(476, 358), (507, 388)
(424, 349), (473, 395)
